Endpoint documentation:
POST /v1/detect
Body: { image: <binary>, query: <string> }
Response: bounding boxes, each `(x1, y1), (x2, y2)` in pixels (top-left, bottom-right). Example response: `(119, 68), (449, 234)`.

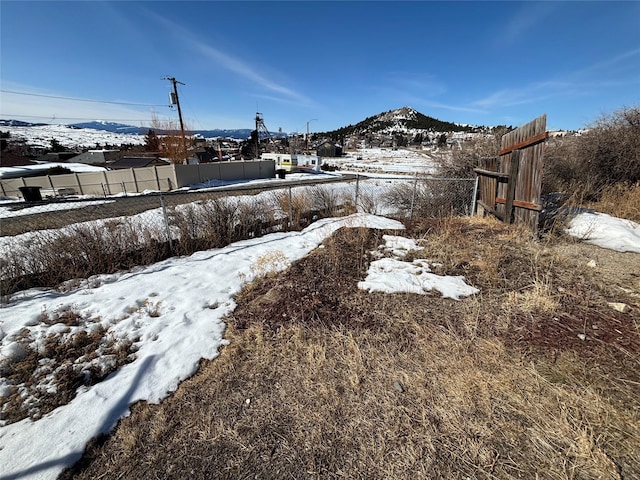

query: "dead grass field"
(61, 216), (640, 479)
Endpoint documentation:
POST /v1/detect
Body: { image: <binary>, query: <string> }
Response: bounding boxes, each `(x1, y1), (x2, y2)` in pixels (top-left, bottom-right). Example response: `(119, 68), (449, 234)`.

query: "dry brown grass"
(586, 183), (640, 222)
(0, 307), (137, 425)
(61, 216), (640, 479)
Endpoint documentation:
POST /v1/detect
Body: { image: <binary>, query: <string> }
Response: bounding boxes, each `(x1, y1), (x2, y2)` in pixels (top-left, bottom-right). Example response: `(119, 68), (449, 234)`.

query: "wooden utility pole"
(164, 76), (186, 161)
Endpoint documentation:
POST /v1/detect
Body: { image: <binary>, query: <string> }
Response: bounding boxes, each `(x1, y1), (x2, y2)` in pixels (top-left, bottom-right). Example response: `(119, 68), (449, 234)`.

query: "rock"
(392, 381), (404, 393)
(607, 302), (630, 313)
(587, 260), (597, 268)
(577, 333), (586, 341)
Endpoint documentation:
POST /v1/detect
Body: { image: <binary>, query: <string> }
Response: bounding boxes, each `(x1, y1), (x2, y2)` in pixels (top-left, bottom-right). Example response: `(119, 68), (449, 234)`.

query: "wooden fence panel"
(475, 114), (547, 232)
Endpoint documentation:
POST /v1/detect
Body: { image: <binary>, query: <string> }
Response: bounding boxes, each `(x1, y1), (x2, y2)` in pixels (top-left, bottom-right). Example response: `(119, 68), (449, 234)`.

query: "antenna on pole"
(163, 76), (186, 162)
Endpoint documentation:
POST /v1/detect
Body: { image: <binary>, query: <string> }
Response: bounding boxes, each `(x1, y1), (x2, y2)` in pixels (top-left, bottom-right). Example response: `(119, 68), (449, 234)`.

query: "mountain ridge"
(1, 107), (483, 140)
(325, 107), (477, 138)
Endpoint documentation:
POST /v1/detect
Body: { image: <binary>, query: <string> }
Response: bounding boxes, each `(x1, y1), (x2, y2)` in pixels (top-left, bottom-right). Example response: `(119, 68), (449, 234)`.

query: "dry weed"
(272, 188), (314, 229)
(587, 182), (640, 222)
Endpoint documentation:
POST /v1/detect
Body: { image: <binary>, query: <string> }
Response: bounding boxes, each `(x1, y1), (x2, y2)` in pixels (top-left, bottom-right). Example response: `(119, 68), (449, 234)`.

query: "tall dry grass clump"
(270, 186), (352, 230)
(1, 220), (168, 300)
(272, 187), (312, 230)
(586, 182), (640, 222)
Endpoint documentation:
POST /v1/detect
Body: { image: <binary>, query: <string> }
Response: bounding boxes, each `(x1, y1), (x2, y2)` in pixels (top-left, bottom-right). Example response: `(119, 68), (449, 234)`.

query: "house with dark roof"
(108, 157), (170, 170)
(70, 149), (121, 166)
(36, 152), (78, 163)
(316, 141), (343, 158)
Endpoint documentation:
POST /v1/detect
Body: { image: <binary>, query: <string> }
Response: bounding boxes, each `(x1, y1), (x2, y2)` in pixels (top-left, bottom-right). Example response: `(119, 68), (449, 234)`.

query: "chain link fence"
(1, 176), (477, 299)
(351, 175), (478, 219)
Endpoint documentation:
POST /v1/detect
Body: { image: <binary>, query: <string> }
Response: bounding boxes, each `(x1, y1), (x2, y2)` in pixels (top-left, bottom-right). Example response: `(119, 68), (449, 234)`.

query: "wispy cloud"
(472, 80), (573, 109)
(473, 47), (640, 110)
(147, 10), (315, 108)
(573, 47), (640, 78)
(192, 42), (313, 106)
(498, 2), (559, 46)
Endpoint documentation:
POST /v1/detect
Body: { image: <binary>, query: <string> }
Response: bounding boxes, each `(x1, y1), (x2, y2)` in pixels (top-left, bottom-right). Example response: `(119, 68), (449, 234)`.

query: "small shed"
(316, 141), (343, 158)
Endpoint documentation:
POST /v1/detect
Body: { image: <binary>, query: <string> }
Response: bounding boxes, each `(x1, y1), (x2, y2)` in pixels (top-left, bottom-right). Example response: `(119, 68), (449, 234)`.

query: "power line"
(0, 113), (169, 123)
(0, 89), (167, 107)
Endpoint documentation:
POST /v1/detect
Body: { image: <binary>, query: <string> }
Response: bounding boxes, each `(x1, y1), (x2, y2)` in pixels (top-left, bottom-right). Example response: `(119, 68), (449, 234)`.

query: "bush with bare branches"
(544, 106), (640, 199)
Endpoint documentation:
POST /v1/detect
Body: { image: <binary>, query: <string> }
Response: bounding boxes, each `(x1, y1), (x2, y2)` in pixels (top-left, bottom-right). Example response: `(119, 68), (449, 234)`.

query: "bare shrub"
(578, 106), (640, 192)
(235, 198), (276, 239)
(1, 220), (167, 299)
(382, 180), (474, 218)
(438, 136), (500, 179)
(169, 197), (238, 254)
(357, 189), (378, 214)
(272, 188), (314, 229)
(308, 185), (352, 217)
(544, 106), (640, 199)
(542, 136), (583, 194)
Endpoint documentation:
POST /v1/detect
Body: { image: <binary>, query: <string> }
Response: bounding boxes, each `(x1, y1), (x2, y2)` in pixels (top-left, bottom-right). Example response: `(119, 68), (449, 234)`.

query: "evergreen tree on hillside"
(145, 129), (160, 152)
(49, 138), (65, 152)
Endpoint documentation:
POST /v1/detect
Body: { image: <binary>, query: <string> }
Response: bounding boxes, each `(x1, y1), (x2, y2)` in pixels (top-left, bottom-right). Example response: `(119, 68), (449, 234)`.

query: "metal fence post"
(470, 176), (479, 216)
(410, 177), (418, 219)
(354, 174), (360, 212)
(160, 194), (174, 254)
(288, 185), (293, 229)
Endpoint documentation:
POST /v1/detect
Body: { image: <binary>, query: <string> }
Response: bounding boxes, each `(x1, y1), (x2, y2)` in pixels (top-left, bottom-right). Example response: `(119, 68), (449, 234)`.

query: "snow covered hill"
(1, 123), (147, 150)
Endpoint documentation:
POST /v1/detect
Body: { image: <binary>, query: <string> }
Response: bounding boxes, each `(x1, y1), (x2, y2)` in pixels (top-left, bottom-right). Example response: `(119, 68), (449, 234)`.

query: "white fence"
(0, 160), (276, 198)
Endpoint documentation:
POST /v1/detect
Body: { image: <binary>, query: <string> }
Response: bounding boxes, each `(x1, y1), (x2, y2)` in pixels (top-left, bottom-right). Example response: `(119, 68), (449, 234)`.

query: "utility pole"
(164, 76), (186, 162)
(255, 112), (261, 158)
(306, 119), (317, 155)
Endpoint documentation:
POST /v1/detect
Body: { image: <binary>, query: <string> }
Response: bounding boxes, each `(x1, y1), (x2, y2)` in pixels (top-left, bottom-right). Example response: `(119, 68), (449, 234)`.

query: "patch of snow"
(566, 212), (640, 253)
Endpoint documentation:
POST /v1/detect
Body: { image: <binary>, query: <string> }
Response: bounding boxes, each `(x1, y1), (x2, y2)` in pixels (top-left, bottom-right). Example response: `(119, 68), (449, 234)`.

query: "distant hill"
(71, 122), (269, 139)
(70, 121), (146, 135)
(326, 107), (476, 137)
(0, 119), (48, 127)
(0, 119), (271, 140)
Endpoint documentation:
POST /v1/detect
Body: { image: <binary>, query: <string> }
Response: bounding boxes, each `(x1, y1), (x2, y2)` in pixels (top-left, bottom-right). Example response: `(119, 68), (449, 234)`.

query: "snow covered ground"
(324, 147), (446, 175)
(2, 124), (146, 150)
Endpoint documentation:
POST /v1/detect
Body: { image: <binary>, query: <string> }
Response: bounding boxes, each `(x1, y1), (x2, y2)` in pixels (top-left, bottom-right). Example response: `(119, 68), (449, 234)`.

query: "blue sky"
(1, 1), (638, 133)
